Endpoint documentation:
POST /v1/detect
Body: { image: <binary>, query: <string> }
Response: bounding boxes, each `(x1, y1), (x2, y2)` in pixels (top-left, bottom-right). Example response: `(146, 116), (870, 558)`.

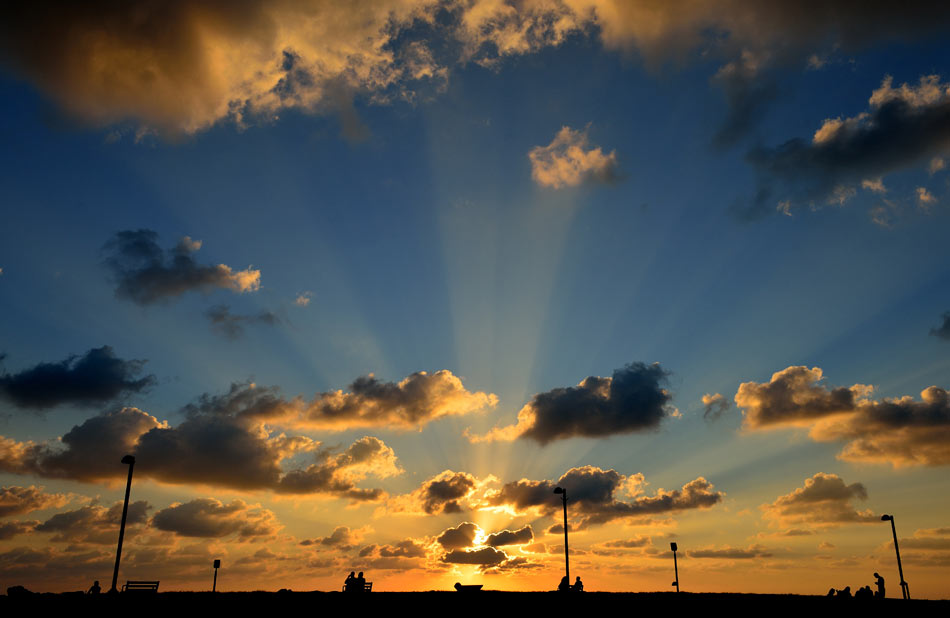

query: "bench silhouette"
(342, 582), (372, 592)
(122, 580), (159, 593)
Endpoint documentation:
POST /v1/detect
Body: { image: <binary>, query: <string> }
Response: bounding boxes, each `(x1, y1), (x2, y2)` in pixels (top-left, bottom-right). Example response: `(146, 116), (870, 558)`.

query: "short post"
(671, 542), (679, 592)
(213, 559), (220, 592)
(110, 455), (136, 593)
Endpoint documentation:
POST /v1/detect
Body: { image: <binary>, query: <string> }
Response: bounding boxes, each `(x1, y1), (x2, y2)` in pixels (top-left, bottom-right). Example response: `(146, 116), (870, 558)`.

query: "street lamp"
(110, 454), (136, 593)
(670, 542), (679, 592)
(881, 514), (910, 599)
(553, 487), (569, 585)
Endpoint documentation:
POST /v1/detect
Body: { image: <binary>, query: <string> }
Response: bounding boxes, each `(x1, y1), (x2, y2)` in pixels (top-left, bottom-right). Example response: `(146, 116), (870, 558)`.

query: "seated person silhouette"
(344, 571), (356, 592)
(355, 571), (366, 591)
(558, 576), (570, 592)
(873, 573), (885, 598)
(87, 580), (101, 594)
(837, 586), (851, 598)
(571, 577), (583, 592)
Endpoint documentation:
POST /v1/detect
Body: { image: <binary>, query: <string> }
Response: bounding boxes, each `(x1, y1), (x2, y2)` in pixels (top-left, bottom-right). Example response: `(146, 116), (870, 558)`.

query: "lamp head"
(121, 455), (135, 465)
(553, 487), (565, 494)
(670, 542), (678, 552)
(881, 514), (892, 521)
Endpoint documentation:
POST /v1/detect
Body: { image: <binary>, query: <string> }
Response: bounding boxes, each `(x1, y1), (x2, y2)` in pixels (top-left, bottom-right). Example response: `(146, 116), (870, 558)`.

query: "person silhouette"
(558, 575), (570, 591)
(571, 577), (584, 592)
(355, 571), (366, 592)
(344, 571), (356, 592)
(87, 580), (101, 594)
(873, 572), (885, 598)
(838, 586), (851, 598)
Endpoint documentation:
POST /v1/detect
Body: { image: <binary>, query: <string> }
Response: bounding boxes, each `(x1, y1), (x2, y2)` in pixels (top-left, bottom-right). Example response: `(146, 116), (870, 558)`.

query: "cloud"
(735, 365), (950, 466)
(151, 498), (280, 540)
(300, 525), (368, 548)
(469, 362), (673, 445)
(917, 186), (937, 208)
(761, 473), (877, 527)
(0, 520), (37, 540)
(689, 544), (773, 559)
(485, 524), (533, 547)
(0, 406), (400, 498)
(931, 312), (950, 340)
(102, 230), (260, 305)
(481, 465), (723, 528)
(35, 500), (151, 544)
(385, 470), (485, 516)
(205, 305), (280, 339)
(355, 539), (428, 570)
(294, 292), (313, 307)
(0, 485), (73, 517)
(528, 126), (619, 189)
(702, 393), (730, 421)
(0, 346), (155, 410)
(190, 371), (496, 431)
(441, 546), (508, 567)
(436, 521), (481, 551)
(748, 75), (950, 213)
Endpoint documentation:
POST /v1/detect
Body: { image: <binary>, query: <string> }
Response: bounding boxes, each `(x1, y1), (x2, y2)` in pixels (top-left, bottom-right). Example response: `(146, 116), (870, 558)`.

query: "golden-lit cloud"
(383, 469), (492, 516)
(151, 498), (281, 541)
(761, 472), (877, 527)
(468, 362), (673, 444)
(735, 366), (950, 466)
(688, 544), (773, 559)
(35, 500), (151, 544)
(528, 126), (619, 189)
(0, 485), (74, 517)
(701, 392), (730, 421)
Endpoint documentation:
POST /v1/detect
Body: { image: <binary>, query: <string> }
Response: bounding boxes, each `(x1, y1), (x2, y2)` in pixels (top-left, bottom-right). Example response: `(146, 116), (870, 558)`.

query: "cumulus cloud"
(931, 312), (950, 340)
(151, 498), (280, 540)
(0, 346), (155, 410)
(300, 525), (368, 548)
(102, 230), (260, 305)
(0, 520), (37, 540)
(441, 545), (508, 567)
(702, 393), (730, 421)
(4, 1), (949, 140)
(480, 465), (723, 528)
(205, 305), (280, 339)
(437, 521), (481, 551)
(762, 473), (877, 527)
(486, 524), (533, 547)
(355, 539), (428, 570)
(689, 544), (773, 559)
(0, 485), (73, 517)
(735, 365), (950, 466)
(383, 469), (491, 517)
(528, 125), (620, 189)
(469, 362), (673, 445)
(748, 75), (950, 214)
(189, 371), (496, 432)
(35, 500), (151, 544)
(0, 405), (400, 498)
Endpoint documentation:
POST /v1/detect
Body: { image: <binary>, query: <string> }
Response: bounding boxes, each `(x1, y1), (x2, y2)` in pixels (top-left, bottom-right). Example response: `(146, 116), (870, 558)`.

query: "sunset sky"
(2, 1), (950, 598)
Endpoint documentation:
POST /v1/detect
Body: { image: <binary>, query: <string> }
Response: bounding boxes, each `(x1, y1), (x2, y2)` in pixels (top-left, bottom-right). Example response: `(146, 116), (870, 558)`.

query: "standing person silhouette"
(874, 573), (885, 598)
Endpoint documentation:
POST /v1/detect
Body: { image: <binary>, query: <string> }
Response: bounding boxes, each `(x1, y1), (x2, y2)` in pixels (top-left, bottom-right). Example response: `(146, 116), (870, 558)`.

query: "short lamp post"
(213, 559), (221, 592)
(881, 514), (910, 599)
(671, 542), (679, 592)
(553, 487), (569, 584)
(110, 454), (136, 593)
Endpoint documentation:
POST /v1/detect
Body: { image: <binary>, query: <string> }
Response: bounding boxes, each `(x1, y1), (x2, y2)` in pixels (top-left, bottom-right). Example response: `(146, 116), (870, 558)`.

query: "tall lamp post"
(670, 542), (680, 592)
(881, 514), (910, 599)
(110, 454), (136, 593)
(553, 487), (569, 585)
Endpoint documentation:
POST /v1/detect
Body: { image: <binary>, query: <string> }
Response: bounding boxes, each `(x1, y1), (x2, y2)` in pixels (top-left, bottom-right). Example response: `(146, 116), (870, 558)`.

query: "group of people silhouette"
(343, 571), (369, 592)
(827, 573), (885, 599)
(557, 576), (584, 592)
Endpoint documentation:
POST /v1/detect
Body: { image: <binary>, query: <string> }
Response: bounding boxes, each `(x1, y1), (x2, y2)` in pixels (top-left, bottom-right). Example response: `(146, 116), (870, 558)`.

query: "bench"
(341, 582), (373, 592)
(122, 580), (159, 593)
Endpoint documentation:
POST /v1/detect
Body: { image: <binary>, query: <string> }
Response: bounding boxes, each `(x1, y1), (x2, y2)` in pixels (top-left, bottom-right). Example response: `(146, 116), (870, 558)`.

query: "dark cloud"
(0, 346), (154, 410)
(470, 362), (673, 445)
(486, 525), (533, 547)
(35, 500), (150, 544)
(151, 498), (280, 540)
(601, 536), (651, 549)
(389, 470), (480, 515)
(205, 305), (280, 339)
(377, 539), (426, 558)
(689, 544), (773, 559)
(0, 405), (400, 498)
(735, 365), (950, 466)
(436, 522), (480, 551)
(747, 75), (950, 213)
(441, 546), (507, 567)
(300, 525), (362, 548)
(702, 393), (731, 421)
(762, 473), (877, 526)
(711, 52), (779, 148)
(0, 485), (72, 517)
(355, 539), (428, 570)
(930, 311), (950, 340)
(0, 520), (37, 540)
(482, 465), (723, 528)
(102, 230), (260, 305)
